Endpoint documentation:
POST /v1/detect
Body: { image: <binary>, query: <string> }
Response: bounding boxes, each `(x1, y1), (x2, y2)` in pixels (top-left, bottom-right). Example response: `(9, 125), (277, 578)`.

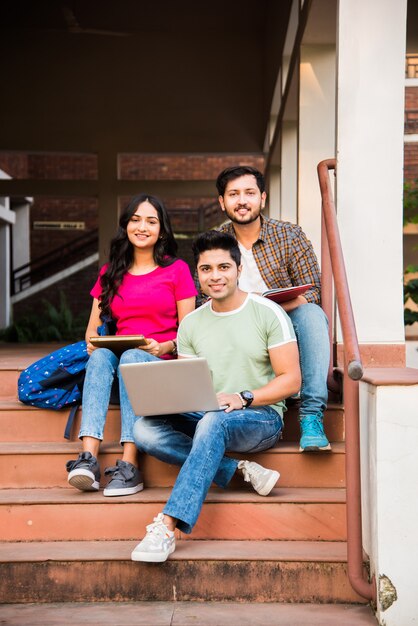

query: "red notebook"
(262, 284), (313, 304)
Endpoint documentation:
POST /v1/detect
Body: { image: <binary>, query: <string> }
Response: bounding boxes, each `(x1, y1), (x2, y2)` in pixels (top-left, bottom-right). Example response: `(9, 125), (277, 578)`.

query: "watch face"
(241, 390), (254, 405)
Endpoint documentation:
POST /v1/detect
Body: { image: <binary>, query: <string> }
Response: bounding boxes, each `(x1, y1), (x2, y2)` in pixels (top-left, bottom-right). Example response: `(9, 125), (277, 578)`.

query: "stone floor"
(0, 601), (377, 625)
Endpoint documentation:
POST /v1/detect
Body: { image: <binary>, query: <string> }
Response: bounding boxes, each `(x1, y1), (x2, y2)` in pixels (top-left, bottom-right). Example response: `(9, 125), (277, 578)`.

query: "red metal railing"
(317, 158), (376, 603)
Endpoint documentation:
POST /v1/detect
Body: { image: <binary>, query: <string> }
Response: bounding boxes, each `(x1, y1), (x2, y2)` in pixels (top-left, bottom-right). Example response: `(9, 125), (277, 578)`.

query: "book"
(89, 335), (148, 354)
(262, 284), (313, 304)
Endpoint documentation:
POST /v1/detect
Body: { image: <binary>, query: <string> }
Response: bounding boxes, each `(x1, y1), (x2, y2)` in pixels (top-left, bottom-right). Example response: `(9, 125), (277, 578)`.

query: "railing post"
(321, 207), (338, 392)
(317, 158), (376, 603)
(344, 373), (376, 602)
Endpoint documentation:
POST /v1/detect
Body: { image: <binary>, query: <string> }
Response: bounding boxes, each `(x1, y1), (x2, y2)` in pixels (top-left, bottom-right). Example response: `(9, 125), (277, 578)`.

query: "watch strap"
(234, 392), (246, 408)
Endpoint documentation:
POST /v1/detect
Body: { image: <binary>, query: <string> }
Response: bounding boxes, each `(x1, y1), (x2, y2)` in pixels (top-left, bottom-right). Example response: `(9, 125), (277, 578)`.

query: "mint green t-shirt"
(177, 293), (296, 415)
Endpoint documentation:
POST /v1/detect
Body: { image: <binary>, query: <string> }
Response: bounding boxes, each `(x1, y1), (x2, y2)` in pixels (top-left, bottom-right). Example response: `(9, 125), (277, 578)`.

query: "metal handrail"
(317, 158), (376, 603)
(11, 229), (99, 295)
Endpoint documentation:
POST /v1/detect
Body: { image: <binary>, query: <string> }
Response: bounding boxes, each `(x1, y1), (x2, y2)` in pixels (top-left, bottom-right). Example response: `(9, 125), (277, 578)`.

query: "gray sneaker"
(131, 513), (176, 563)
(103, 460), (144, 496)
(238, 460), (280, 496)
(66, 451), (101, 491)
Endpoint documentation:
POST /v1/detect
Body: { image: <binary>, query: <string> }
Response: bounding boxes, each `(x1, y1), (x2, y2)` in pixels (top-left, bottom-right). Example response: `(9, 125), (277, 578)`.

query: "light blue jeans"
(79, 348), (160, 443)
(133, 406), (283, 534)
(287, 303), (330, 418)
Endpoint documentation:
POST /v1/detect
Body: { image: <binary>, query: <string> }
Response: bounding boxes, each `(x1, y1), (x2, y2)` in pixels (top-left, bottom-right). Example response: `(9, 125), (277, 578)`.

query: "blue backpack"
(17, 318), (118, 439)
(18, 341), (89, 439)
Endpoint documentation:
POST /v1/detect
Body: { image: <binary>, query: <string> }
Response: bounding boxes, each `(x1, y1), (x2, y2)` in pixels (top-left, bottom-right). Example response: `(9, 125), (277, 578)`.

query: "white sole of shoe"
(257, 470), (280, 496)
(131, 543), (175, 563)
(103, 483), (144, 497)
(299, 444), (332, 453)
(68, 468), (99, 491)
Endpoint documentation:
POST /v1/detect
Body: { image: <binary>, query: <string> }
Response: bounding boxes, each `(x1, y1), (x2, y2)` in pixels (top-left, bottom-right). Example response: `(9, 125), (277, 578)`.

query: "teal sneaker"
(299, 415), (331, 452)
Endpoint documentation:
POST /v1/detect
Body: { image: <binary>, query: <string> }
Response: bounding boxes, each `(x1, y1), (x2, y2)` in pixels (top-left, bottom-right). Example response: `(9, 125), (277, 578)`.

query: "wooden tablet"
(89, 335), (148, 352)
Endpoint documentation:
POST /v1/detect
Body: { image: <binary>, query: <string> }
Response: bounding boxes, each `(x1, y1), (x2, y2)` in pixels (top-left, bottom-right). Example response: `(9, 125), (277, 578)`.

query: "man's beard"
(225, 204), (262, 225)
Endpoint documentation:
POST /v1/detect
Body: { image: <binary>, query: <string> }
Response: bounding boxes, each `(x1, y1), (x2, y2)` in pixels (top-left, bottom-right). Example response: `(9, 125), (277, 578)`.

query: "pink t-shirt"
(91, 259), (197, 349)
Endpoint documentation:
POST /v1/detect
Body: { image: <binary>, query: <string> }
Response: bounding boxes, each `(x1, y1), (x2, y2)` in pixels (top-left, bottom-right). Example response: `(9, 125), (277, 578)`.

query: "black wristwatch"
(239, 390), (254, 408)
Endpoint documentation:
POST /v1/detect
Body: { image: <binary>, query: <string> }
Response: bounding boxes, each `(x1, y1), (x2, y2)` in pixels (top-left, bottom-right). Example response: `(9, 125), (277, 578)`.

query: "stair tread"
(0, 539), (352, 563)
(0, 397), (344, 410)
(0, 399), (120, 410)
(0, 601), (377, 625)
(0, 343), (66, 370)
(0, 440), (345, 454)
(0, 486), (346, 505)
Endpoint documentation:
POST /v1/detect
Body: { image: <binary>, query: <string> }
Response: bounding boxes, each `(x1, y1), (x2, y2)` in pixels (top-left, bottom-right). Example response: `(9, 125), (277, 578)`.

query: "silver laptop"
(119, 357), (223, 416)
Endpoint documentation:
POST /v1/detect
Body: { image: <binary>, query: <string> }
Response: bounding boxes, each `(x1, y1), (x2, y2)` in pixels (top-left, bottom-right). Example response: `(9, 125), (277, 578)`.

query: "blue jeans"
(79, 348), (160, 443)
(287, 303), (330, 418)
(133, 406), (283, 534)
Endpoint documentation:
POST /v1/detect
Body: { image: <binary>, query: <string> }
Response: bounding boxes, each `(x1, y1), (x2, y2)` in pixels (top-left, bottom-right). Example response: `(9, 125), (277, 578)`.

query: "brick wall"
(30, 196), (98, 258)
(118, 153), (264, 180)
(405, 86), (418, 110)
(405, 87), (418, 183)
(0, 152), (97, 179)
(405, 143), (418, 181)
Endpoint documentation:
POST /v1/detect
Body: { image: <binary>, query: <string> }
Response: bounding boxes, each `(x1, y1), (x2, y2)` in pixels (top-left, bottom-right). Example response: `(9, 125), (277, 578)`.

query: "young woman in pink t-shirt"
(66, 194), (197, 496)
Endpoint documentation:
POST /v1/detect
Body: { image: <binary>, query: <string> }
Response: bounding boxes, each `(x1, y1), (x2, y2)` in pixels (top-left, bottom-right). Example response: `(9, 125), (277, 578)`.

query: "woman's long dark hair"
(99, 193), (178, 321)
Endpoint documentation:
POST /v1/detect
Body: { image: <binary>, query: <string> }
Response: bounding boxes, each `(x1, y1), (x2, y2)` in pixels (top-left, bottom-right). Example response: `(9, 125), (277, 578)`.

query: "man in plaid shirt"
(214, 165), (331, 452)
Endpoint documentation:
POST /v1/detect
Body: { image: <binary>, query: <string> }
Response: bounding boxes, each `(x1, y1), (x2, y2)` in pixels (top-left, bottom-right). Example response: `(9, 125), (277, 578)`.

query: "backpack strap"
(64, 404), (80, 440)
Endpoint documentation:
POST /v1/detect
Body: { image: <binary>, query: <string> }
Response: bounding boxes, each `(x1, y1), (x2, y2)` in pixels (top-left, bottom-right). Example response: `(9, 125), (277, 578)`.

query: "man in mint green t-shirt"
(131, 231), (301, 563)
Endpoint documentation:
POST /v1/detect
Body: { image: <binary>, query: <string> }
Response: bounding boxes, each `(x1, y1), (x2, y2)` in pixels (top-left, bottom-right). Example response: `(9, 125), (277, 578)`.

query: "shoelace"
(145, 514), (169, 540)
(303, 416), (323, 434)
(65, 452), (93, 472)
(240, 461), (261, 484)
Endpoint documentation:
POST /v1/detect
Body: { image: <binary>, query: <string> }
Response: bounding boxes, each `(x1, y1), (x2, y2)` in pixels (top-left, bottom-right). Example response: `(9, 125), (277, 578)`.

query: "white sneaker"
(238, 460), (280, 496)
(131, 513), (176, 563)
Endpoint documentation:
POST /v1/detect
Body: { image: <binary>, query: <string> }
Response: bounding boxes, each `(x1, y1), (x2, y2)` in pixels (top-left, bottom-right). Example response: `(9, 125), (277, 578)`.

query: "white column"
(12, 200), (31, 270)
(298, 44), (336, 260)
(0, 196), (15, 328)
(280, 121), (298, 223)
(268, 164), (281, 220)
(336, 0), (407, 343)
(360, 381), (418, 626)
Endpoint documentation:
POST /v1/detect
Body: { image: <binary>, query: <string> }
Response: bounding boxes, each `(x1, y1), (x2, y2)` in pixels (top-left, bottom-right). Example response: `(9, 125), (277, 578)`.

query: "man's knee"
(289, 302), (328, 331)
(133, 417), (164, 453)
(195, 411), (226, 439)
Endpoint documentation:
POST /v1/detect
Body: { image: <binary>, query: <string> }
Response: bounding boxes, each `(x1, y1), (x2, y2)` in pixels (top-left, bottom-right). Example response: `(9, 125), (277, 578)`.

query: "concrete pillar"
(11, 200), (31, 270)
(336, 0), (407, 348)
(268, 164), (281, 220)
(299, 44), (336, 259)
(360, 380), (418, 626)
(0, 196), (15, 328)
(280, 121), (298, 224)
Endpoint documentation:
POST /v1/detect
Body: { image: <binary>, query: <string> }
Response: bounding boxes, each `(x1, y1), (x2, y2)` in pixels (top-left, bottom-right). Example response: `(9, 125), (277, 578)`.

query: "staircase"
(0, 344), (377, 622)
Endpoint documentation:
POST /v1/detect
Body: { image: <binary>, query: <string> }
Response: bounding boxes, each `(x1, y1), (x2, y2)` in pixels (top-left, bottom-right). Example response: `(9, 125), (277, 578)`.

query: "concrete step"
(0, 540), (367, 604)
(0, 441), (345, 489)
(0, 343), (64, 395)
(0, 601), (378, 625)
(0, 398), (344, 443)
(0, 487), (346, 542)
